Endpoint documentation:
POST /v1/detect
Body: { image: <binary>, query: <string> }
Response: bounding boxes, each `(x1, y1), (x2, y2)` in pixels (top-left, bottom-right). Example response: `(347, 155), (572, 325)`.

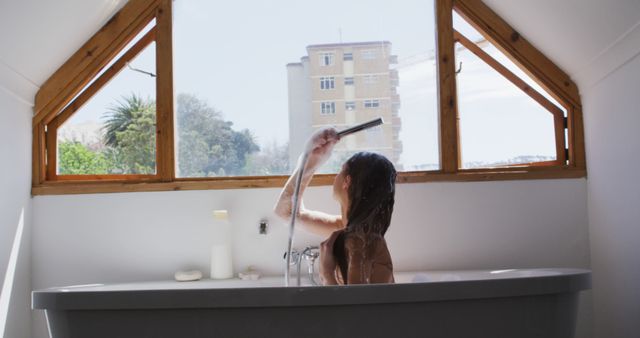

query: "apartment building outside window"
(344, 77), (354, 85)
(345, 101), (356, 110)
(320, 77), (335, 90)
(321, 102), (336, 115)
(343, 52), (353, 61)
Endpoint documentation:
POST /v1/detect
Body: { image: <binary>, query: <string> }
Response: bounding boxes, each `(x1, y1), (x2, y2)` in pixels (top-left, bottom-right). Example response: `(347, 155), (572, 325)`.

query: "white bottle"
(210, 210), (233, 279)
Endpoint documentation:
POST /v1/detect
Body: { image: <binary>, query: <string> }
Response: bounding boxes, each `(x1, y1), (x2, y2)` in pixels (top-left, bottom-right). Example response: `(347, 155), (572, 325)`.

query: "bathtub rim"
(32, 268), (591, 311)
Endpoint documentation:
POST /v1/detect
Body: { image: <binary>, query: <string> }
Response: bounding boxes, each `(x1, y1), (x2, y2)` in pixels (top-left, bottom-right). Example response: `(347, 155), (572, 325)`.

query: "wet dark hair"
(343, 152), (397, 235)
(333, 152), (397, 282)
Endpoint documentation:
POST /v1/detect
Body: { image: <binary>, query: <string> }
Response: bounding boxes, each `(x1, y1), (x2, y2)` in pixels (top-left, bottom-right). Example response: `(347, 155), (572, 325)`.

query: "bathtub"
(32, 268), (590, 338)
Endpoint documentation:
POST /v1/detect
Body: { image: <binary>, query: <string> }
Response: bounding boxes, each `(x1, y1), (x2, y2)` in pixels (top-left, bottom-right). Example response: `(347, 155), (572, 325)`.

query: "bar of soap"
(174, 270), (203, 282)
(238, 271), (261, 280)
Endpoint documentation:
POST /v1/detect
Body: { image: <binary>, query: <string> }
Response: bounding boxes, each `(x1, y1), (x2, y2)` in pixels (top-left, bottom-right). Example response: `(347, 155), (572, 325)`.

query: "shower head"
(337, 118), (384, 138)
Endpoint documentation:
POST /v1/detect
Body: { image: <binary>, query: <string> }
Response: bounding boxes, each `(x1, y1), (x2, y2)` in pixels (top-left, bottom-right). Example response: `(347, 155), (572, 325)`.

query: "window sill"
(31, 167), (586, 196)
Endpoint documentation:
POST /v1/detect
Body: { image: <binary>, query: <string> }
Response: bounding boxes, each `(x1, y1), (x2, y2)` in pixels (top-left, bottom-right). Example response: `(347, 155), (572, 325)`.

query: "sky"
(62, 0), (561, 170)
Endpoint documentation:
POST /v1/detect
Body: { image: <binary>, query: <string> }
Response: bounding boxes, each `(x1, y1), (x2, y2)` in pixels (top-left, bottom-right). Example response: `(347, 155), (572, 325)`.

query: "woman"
(274, 128), (396, 285)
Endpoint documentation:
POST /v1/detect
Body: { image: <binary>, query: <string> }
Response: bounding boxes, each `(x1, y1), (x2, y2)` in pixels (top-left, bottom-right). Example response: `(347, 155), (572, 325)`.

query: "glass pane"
(454, 39), (557, 168)
(452, 12), (566, 113)
(64, 19), (157, 110)
(173, 0), (439, 177)
(57, 42), (157, 175)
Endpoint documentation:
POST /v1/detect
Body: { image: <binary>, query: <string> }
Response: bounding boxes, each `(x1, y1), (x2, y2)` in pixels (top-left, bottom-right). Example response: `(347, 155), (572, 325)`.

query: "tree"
(176, 93), (259, 177)
(58, 141), (113, 174)
(243, 141), (290, 176)
(100, 93), (156, 174)
(102, 94), (154, 147)
(59, 93), (259, 177)
(114, 107), (156, 174)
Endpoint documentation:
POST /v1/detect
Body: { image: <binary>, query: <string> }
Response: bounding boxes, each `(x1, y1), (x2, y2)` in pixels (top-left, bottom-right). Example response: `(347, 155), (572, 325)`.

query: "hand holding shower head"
(337, 118), (384, 138)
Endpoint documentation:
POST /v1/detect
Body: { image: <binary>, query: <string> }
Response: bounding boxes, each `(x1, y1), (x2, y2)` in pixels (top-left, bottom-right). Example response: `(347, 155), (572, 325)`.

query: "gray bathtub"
(32, 268), (590, 338)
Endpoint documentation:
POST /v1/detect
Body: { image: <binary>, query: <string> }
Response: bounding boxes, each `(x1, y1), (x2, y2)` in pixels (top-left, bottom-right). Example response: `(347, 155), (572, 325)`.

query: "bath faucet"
(300, 246), (320, 286)
(284, 246), (320, 286)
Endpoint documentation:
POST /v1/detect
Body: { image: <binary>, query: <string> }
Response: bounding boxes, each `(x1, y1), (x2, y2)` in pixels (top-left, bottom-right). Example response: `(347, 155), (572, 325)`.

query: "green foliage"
(58, 93), (156, 175)
(176, 93), (259, 177)
(113, 107), (156, 174)
(102, 94), (154, 148)
(58, 141), (113, 174)
(96, 93), (157, 174)
(59, 93), (278, 177)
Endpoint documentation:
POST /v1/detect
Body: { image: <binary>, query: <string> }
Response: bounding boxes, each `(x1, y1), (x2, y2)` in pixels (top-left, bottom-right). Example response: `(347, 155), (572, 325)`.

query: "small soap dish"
(174, 270), (203, 282)
(238, 266), (261, 280)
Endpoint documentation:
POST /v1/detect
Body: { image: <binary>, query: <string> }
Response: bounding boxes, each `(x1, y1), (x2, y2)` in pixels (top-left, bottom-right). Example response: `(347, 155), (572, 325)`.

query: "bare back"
(334, 232), (394, 284)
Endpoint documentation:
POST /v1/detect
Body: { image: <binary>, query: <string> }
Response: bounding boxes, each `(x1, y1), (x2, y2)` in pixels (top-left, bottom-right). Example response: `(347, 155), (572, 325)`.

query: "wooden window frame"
(452, 25), (566, 167)
(47, 26), (158, 182)
(31, 0), (586, 196)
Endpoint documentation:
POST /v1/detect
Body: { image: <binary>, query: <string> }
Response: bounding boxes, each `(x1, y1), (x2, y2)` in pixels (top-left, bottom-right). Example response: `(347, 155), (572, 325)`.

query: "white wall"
(583, 51), (640, 338)
(32, 178), (591, 338)
(0, 81), (33, 338)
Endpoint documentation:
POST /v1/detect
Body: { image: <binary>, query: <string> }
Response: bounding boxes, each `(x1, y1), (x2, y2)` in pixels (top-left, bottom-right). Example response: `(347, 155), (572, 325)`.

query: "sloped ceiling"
(1, 0), (640, 107)
(0, 0), (127, 105)
(483, 0), (640, 91)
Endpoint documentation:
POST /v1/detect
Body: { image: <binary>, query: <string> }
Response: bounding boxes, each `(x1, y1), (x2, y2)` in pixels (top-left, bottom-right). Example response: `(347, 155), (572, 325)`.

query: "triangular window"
(48, 21), (158, 179)
(453, 11), (566, 169)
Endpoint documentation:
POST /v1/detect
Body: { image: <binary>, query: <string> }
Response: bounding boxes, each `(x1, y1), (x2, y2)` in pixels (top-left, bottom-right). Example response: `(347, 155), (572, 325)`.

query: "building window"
(361, 49), (378, 60)
(343, 52), (353, 61)
(344, 77), (354, 85)
(363, 74), (378, 84)
(321, 102), (336, 115)
(364, 99), (380, 108)
(319, 52), (334, 66)
(345, 101), (356, 110)
(320, 77), (335, 90)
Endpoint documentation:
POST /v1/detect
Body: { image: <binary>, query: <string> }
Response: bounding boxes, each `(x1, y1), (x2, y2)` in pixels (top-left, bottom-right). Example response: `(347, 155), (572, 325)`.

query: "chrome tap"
(284, 246), (320, 286)
(301, 246), (320, 285)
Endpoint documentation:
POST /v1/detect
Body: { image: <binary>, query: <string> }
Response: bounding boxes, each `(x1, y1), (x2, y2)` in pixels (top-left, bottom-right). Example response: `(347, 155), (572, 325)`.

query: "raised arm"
(273, 128), (344, 238)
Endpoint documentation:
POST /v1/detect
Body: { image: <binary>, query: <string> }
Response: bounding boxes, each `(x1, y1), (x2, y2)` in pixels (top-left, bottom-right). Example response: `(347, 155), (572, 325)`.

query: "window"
(320, 77), (335, 90)
(453, 11), (564, 168)
(321, 102), (336, 115)
(363, 74), (378, 84)
(31, 0), (585, 195)
(361, 49), (378, 60)
(364, 100), (380, 108)
(57, 47), (157, 175)
(319, 52), (334, 66)
(51, 20), (158, 179)
(173, 0), (435, 178)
